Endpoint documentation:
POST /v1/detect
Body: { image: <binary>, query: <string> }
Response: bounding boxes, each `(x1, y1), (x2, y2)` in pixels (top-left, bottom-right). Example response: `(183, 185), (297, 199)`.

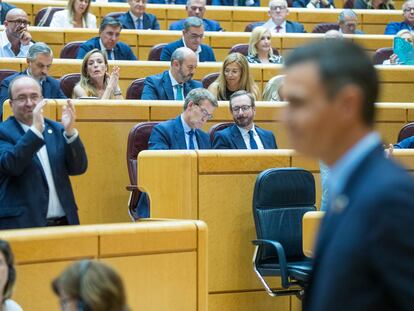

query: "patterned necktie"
(275, 25), (282, 33)
(175, 84), (183, 100)
(188, 130), (195, 150)
(106, 50), (112, 60)
(249, 130), (258, 149)
(136, 18), (143, 30)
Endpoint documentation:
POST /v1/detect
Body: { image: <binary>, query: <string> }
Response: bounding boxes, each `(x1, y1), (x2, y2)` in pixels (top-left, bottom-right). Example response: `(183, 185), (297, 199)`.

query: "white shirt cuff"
(63, 128), (79, 144)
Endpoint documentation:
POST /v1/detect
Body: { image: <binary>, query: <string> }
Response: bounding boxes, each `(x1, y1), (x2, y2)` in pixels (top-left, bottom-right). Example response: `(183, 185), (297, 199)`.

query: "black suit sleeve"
(212, 131), (231, 149)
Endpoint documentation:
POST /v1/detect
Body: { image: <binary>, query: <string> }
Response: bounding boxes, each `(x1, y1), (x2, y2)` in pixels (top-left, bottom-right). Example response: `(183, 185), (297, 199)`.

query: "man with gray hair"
(160, 16), (216, 62)
(142, 47), (202, 100)
(261, 0), (305, 33)
(0, 42), (66, 120)
(76, 16), (137, 60)
(338, 9), (364, 34)
(385, 0), (414, 34)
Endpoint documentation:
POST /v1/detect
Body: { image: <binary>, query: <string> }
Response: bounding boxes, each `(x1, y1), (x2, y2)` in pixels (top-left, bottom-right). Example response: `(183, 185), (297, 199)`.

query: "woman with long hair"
(50, 0), (97, 28)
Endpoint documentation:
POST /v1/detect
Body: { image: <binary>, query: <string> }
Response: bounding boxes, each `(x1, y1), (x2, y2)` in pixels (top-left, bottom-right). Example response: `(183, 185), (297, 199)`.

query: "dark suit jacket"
(76, 37), (137, 60)
(160, 39), (216, 62)
(141, 70), (202, 100)
(212, 0), (260, 6)
(149, 115), (211, 150)
(0, 3), (16, 24)
(169, 18), (223, 31)
(385, 22), (414, 35)
(0, 71), (67, 120)
(286, 20), (306, 33)
(213, 124), (277, 149)
(0, 117), (88, 229)
(304, 145), (414, 311)
(118, 12), (160, 30)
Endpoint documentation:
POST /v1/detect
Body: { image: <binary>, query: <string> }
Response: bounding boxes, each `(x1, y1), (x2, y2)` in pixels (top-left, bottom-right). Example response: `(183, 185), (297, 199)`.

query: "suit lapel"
(163, 72), (175, 100)
(173, 116), (187, 149)
(285, 21), (292, 32)
(142, 14), (149, 29)
(183, 81), (192, 97)
(195, 130), (209, 149)
(231, 125), (247, 149)
(256, 128), (269, 149)
(42, 79), (51, 98)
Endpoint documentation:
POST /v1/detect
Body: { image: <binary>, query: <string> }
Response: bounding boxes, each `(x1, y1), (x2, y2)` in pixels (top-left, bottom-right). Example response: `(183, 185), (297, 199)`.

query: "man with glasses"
(142, 47), (201, 100)
(0, 8), (32, 58)
(262, 0), (305, 33)
(118, 0), (160, 30)
(0, 76), (87, 229)
(385, 0), (414, 34)
(213, 90), (277, 149)
(338, 9), (364, 35)
(0, 42), (66, 121)
(169, 0), (223, 31)
(161, 16), (216, 62)
(76, 17), (137, 60)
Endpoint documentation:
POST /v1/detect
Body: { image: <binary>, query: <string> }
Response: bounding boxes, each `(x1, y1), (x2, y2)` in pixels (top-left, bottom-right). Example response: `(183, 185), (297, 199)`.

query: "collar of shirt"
(129, 11), (143, 26)
(328, 131), (381, 199)
(182, 37), (202, 55)
(99, 38), (112, 53)
(168, 70), (181, 87)
(180, 113), (193, 134)
(26, 68), (46, 85)
(237, 124), (256, 138)
(268, 20), (286, 30)
(0, 30), (11, 49)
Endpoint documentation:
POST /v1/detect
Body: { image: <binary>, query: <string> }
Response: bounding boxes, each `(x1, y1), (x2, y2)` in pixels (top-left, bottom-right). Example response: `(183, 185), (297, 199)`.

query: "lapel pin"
(48, 129), (53, 134)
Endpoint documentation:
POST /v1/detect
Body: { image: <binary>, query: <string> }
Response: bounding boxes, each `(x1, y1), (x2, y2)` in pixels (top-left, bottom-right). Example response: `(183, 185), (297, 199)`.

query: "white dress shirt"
(237, 125), (264, 150)
(0, 30), (33, 58)
(262, 19), (287, 34)
(49, 10), (97, 28)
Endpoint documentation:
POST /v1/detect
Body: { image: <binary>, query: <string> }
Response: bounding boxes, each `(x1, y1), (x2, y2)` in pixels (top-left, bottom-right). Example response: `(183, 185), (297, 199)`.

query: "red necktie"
(275, 25), (282, 33)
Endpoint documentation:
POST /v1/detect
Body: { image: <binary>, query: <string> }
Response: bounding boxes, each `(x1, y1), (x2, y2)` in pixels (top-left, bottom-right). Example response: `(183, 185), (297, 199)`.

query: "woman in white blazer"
(50, 0), (97, 28)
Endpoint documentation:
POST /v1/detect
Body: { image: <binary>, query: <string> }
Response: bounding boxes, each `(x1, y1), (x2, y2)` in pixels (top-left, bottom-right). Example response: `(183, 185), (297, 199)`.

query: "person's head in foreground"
(282, 40), (378, 165)
(182, 88), (218, 129)
(0, 240), (19, 309)
(53, 260), (129, 311)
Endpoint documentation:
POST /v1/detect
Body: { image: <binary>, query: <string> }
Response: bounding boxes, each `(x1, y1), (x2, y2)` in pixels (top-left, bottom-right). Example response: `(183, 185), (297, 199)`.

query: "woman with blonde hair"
(208, 53), (260, 100)
(50, 0), (97, 28)
(247, 27), (283, 64)
(73, 49), (123, 99)
(262, 75), (285, 102)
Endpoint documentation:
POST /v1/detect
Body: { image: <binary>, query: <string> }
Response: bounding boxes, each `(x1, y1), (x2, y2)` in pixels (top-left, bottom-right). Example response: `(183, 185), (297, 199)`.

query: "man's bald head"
(4, 8), (30, 37)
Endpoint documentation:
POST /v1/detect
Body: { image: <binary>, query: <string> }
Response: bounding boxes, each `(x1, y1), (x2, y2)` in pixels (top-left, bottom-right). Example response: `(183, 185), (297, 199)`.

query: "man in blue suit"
(262, 0), (306, 33)
(283, 40), (414, 310)
(0, 42), (66, 121)
(213, 90), (277, 149)
(118, 0), (160, 30)
(384, 0), (414, 34)
(161, 17), (216, 62)
(169, 0), (223, 31)
(77, 17), (137, 61)
(0, 76), (88, 229)
(212, 0), (260, 6)
(142, 47), (201, 100)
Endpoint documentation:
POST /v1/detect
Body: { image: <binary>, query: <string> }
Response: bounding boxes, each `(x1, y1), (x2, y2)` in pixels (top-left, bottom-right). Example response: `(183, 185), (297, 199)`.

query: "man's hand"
(61, 99), (76, 136)
(32, 99), (47, 133)
(385, 143), (394, 158)
(19, 29), (32, 46)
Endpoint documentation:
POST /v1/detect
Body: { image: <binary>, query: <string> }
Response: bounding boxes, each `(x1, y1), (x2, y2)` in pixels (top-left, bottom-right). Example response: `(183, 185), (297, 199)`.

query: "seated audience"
(247, 27), (283, 64)
(73, 49), (122, 99)
(383, 29), (414, 64)
(169, 0), (222, 31)
(142, 47), (201, 100)
(208, 53), (260, 100)
(338, 9), (364, 35)
(160, 17), (216, 62)
(213, 90), (277, 149)
(293, 0), (334, 8)
(0, 0), (15, 24)
(0, 42), (66, 120)
(354, 0), (395, 9)
(212, 0), (259, 6)
(50, 0), (97, 28)
(0, 76), (87, 229)
(118, 0), (160, 30)
(77, 17), (137, 60)
(0, 8), (32, 58)
(385, 0), (414, 35)
(53, 260), (129, 311)
(262, 0), (306, 34)
(262, 74), (285, 101)
(0, 240), (22, 311)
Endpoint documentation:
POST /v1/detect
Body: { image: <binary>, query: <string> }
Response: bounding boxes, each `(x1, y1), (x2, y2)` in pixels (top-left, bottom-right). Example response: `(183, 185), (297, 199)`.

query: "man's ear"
(333, 84), (365, 124)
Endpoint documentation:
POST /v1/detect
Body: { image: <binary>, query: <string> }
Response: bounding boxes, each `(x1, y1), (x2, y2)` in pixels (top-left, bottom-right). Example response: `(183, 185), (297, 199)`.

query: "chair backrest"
(343, 0), (355, 8)
(244, 22), (265, 32)
(126, 78), (146, 99)
(34, 7), (64, 26)
(253, 168), (316, 260)
(104, 12), (125, 20)
(228, 43), (279, 56)
(201, 72), (219, 89)
(208, 122), (234, 143)
(398, 122), (414, 142)
(59, 73), (81, 98)
(148, 43), (167, 61)
(0, 70), (17, 85)
(312, 23), (339, 33)
(60, 41), (85, 59)
(373, 47), (393, 65)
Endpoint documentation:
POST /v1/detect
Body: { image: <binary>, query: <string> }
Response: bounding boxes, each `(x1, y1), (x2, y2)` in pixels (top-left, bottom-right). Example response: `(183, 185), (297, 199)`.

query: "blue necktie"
(106, 50), (112, 60)
(136, 18), (143, 29)
(188, 130), (195, 150)
(175, 84), (183, 100)
(249, 130), (258, 149)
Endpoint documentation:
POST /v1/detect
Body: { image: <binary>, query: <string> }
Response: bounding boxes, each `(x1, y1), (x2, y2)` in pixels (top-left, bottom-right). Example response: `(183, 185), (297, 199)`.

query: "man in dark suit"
(118, 0), (160, 30)
(142, 47), (201, 100)
(0, 42), (66, 120)
(169, 0), (222, 31)
(213, 90), (277, 149)
(0, 0), (16, 24)
(161, 17), (216, 62)
(76, 17), (137, 60)
(338, 9), (364, 34)
(385, 0), (414, 34)
(0, 76), (88, 229)
(283, 40), (414, 310)
(262, 0), (306, 33)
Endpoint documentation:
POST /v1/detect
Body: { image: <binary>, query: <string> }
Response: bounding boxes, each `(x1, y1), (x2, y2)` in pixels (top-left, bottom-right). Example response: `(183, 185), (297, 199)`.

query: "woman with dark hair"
(53, 260), (129, 311)
(0, 240), (22, 311)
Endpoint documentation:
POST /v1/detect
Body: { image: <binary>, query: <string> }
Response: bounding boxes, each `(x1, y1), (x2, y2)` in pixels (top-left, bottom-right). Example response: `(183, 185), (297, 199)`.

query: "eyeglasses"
(403, 7), (414, 13)
(7, 19), (30, 26)
(196, 105), (213, 120)
(231, 105), (252, 113)
(11, 94), (42, 104)
(270, 6), (287, 11)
